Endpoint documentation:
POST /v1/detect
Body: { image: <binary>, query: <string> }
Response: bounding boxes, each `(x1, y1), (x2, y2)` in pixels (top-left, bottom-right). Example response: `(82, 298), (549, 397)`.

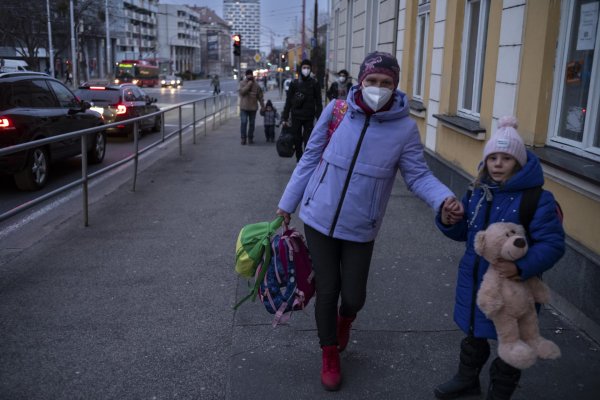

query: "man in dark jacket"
(282, 59), (323, 161)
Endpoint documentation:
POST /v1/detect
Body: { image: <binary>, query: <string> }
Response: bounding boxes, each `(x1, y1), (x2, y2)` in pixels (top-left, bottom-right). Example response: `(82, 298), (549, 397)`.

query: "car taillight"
(116, 104), (127, 115)
(0, 116), (15, 130)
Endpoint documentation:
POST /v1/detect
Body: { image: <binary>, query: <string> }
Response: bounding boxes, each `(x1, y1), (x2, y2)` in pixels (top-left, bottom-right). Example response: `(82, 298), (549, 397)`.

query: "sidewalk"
(0, 89), (598, 400)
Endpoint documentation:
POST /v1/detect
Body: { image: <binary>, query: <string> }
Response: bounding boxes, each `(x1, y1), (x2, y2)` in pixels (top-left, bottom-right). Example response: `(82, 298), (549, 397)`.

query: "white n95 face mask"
(361, 86), (393, 111)
(338, 76), (346, 83)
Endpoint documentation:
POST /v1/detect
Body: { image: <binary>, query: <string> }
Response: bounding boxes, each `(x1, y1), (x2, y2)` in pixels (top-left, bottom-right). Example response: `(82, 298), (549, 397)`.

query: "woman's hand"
(276, 208), (291, 225)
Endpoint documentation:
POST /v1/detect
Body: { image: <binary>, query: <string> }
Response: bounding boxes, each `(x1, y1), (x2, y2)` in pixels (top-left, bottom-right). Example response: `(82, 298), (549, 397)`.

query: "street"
(0, 79), (238, 215)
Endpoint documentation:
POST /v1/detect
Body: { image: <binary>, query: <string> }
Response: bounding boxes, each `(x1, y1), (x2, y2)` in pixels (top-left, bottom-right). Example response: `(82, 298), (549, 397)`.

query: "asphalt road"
(0, 79), (238, 215)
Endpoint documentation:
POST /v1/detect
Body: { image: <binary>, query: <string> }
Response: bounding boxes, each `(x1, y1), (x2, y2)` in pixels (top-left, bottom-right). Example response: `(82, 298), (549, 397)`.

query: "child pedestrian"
(260, 100), (279, 142)
(434, 116), (565, 400)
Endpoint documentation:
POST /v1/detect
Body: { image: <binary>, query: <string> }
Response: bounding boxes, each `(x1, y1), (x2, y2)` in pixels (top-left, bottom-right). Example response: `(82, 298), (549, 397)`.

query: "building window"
(550, 0), (600, 160)
(365, 0), (380, 53)
(413, 1), (430, 100)
(458, 0), (490, 119)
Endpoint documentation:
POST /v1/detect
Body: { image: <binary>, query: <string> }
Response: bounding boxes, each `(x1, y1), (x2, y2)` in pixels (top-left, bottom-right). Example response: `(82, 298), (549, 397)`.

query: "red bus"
(114, 59), (159, 87)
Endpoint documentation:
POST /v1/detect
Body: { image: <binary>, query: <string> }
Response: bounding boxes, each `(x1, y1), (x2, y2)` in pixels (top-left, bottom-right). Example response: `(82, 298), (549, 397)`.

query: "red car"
(75, 82), (161, 138)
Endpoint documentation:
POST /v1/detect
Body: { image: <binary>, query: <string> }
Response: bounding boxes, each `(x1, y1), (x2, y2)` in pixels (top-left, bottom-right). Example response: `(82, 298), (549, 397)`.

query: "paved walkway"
(0, 90), (598, 399)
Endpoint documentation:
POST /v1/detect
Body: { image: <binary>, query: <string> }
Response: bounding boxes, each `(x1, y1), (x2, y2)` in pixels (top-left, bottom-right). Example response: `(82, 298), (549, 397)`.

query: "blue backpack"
(257, 228), (315, 326)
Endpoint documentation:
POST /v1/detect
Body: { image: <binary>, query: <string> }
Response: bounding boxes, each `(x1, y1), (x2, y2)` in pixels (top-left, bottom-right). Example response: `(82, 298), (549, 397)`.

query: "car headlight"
(161, 80), (166, 84)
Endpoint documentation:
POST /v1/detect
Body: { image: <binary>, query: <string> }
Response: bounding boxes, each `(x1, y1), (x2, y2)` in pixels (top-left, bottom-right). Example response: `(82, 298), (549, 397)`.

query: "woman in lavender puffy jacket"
(276, 52), (464, 391)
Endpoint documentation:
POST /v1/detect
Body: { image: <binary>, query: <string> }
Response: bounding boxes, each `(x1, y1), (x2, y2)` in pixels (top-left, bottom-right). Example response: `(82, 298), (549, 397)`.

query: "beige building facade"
(327, 0), (600, 340)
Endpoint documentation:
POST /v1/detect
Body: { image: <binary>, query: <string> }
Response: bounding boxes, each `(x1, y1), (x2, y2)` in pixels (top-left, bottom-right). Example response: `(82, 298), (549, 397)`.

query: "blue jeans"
(240, 110), (257, 139)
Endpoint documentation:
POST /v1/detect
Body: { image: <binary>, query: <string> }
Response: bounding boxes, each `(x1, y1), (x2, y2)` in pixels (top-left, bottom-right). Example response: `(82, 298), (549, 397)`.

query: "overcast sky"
(163, 0), (329, 53)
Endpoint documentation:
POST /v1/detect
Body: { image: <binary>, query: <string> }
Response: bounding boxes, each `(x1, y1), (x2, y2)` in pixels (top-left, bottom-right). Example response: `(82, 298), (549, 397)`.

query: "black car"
(0, 72), (106, 191)
(74, 82), (161, 138)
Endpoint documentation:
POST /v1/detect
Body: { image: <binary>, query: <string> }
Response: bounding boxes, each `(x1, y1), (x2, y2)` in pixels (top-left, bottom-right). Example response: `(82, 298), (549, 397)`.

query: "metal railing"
(0, 93), (238, 226)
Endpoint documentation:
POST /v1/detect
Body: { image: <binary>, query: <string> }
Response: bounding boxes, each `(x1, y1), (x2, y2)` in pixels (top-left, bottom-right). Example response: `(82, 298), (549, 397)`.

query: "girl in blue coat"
(435, 116), (565, 400)
(276, 52), (462, 391)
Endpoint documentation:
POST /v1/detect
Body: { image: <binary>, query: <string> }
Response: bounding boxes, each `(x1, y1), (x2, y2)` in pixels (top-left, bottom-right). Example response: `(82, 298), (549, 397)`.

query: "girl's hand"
(495, 260), (521, 280)
(276, 208), (291, 225)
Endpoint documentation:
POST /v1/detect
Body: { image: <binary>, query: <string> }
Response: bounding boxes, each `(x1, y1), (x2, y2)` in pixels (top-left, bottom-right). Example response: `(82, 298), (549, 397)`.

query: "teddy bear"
(474, 222), (561, 370)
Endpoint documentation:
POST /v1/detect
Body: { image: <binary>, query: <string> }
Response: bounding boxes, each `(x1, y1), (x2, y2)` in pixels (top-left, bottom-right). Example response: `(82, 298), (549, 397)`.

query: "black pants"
(290, 118), (314, 161)
(264, 125), (275, 141)
(304, 224), (375, 346)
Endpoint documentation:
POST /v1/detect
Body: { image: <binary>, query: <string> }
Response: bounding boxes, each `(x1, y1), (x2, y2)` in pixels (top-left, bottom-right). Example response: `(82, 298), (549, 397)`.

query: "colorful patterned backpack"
(257, 228), (315, 326)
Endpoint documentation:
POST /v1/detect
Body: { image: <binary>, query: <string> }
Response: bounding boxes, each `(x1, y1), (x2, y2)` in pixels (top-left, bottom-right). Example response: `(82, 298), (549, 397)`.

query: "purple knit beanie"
(358, 51), (400, 88)
(482, 116), (527, 166)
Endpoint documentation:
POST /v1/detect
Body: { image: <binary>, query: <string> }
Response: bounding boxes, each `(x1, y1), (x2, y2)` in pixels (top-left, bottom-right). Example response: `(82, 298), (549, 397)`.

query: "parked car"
(160, 75), (182, 88)
(74, 82), (161, 138)
(0, 72), (106, 191)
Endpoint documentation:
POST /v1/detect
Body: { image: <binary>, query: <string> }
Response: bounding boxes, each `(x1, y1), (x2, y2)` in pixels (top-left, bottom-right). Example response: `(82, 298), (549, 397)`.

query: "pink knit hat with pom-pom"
(482, 116), (527, 166)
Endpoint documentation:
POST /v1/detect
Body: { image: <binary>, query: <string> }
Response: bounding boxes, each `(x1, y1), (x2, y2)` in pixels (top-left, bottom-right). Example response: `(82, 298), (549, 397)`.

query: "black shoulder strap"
(520, 186), (543, 234)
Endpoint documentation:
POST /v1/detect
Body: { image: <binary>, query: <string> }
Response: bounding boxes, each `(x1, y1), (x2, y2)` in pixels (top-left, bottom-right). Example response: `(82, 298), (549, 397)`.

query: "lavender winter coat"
(278, 86), (454, 242)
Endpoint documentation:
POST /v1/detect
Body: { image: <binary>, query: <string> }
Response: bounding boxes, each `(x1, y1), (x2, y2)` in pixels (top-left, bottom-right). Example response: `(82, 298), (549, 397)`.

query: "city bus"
(114, 59), (159, 87)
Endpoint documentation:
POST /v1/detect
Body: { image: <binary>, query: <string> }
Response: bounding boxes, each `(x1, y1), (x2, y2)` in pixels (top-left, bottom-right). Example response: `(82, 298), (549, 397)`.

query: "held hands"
(441, 196), (464, 225)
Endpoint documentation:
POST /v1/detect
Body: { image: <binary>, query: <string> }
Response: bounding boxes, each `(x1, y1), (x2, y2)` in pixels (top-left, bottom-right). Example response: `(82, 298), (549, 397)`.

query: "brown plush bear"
(474, 222), (561, 369)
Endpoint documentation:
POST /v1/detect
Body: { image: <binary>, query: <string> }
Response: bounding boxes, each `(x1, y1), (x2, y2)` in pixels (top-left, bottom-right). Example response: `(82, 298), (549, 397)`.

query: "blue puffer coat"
(278, 86), (454, 242)
(436, 150), (565, 339)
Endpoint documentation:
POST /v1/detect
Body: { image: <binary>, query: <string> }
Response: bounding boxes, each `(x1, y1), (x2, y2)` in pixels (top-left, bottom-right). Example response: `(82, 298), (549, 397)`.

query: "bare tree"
(0, 1), (47, 69)
(0, 0), (101, 72)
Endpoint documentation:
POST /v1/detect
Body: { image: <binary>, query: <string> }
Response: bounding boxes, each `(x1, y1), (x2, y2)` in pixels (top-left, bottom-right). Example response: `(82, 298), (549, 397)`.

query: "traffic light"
(233, 34), (241, 56)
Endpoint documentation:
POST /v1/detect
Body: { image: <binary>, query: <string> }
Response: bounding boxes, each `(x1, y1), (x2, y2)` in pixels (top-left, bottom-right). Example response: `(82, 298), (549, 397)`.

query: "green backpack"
(233, 216), (283, 309)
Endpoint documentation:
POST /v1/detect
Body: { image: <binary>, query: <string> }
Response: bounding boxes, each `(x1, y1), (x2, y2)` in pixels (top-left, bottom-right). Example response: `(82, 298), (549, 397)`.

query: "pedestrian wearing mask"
(276, 51), (463, 392)
(282, 59), (323, 161)
(326, 69), (352, 101)
(239, 69), (265, 145)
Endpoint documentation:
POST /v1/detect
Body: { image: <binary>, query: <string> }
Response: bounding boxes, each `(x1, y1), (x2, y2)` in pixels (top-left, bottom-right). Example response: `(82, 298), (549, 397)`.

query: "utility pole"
(313, 0), (319, 84)
(46, 0), (55, 78)
(301, 0), (306, 61)
(105, 0), (112, 79)
(69, 0), (77, 86)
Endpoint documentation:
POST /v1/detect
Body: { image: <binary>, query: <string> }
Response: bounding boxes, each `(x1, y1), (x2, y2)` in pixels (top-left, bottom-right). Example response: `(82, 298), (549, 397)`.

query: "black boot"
(434, 336), (490, 399)
(486, 357), (521, 400)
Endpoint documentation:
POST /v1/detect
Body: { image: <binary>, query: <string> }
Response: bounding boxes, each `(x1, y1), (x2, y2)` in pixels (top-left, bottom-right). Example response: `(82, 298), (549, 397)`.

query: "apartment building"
(115, 0), (159, 62)
(327, 0), (600, 341)
(156, 4), (202, 75)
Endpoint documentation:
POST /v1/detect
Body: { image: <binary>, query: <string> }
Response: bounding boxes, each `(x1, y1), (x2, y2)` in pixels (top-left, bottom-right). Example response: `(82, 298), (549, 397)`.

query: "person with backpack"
(239, 69), (265, 145)
(434, 116), (565, 400)
(326, 69), (352, 102)
(275, 52), (463, 391)
(282, 59), (323, 161)
(260, 100), (279, 143)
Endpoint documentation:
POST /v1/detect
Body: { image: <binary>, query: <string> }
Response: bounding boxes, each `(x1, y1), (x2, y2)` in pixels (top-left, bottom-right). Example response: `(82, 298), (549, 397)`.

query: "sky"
(165, 0), (329, 53)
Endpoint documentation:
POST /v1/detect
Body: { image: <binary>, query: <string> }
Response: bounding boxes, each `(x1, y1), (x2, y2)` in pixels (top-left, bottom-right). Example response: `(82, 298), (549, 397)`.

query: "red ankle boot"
(337, 314), (356, 352)
(321, 345), (341, 391)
